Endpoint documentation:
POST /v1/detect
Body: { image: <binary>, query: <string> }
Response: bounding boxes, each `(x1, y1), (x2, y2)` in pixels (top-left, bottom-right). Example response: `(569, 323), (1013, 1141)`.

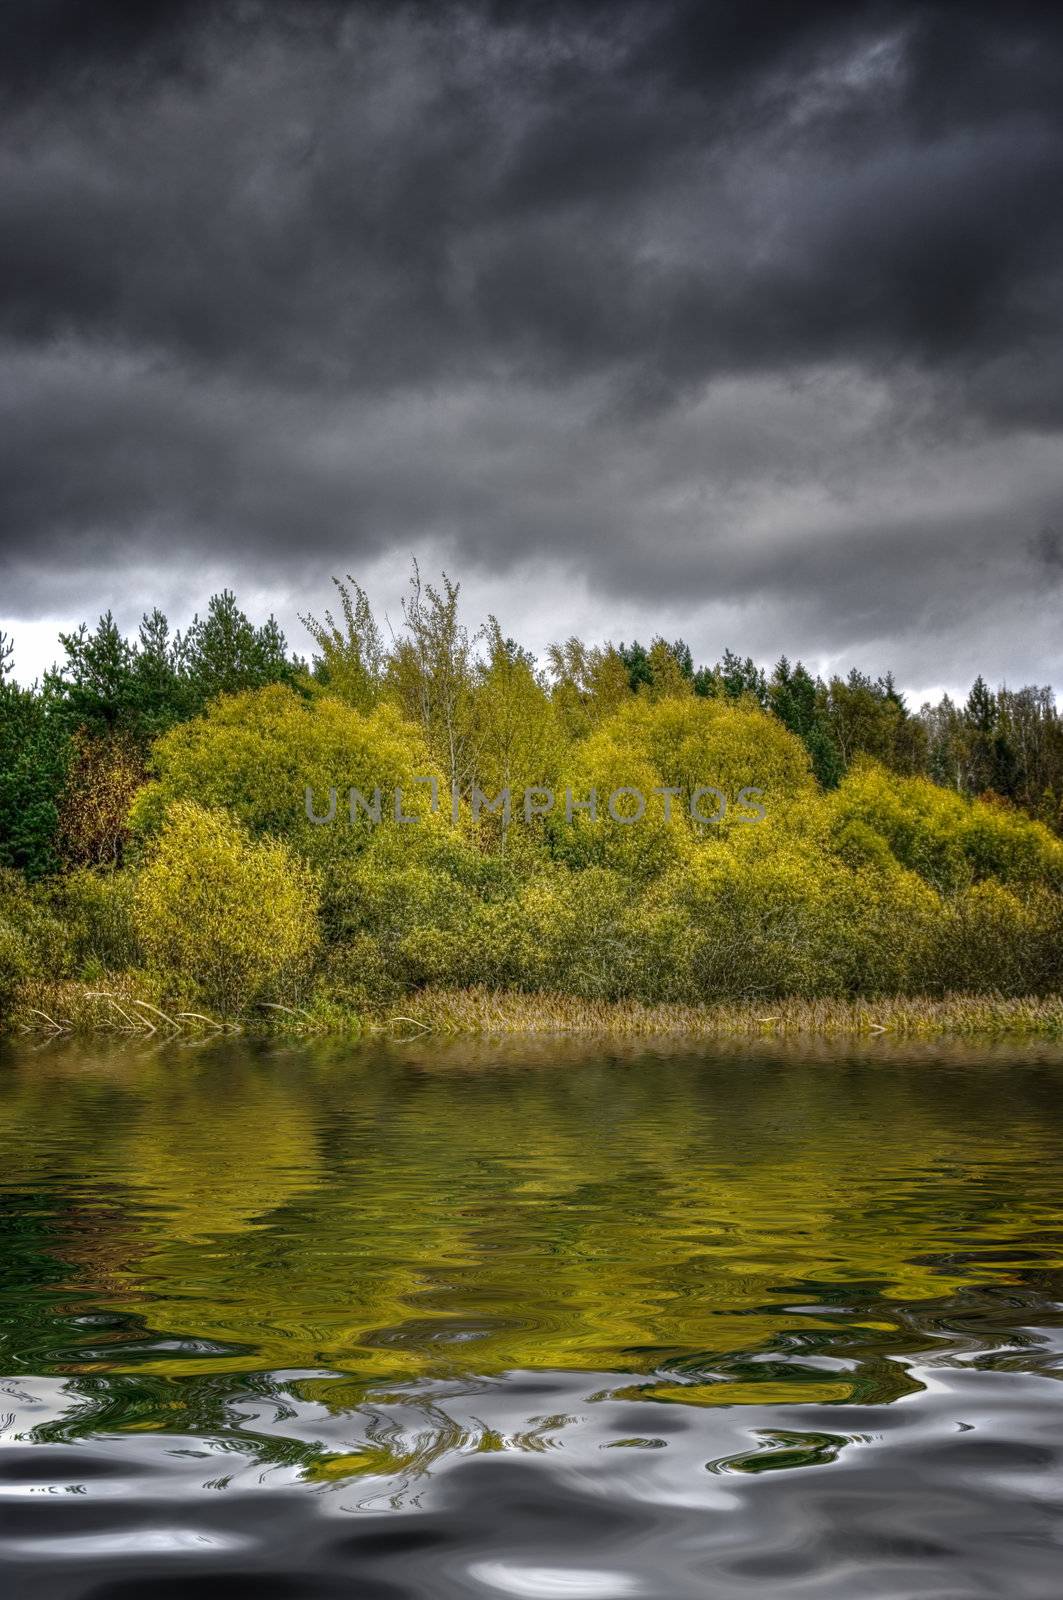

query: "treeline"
(3, 567), (1061, 881)
(0, 593), (297, 877)
(2, 564), (1063, 1024)
(612, 645), (1063, 825)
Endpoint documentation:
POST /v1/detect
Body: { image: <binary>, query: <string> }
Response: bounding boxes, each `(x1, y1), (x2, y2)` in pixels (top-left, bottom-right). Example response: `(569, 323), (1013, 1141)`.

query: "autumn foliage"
(3, 571), (1063, 1025)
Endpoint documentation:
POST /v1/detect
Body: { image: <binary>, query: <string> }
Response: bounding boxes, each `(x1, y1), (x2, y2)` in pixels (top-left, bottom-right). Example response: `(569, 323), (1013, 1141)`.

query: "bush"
(649, 835), (842, 1000)
(319, 822), (520, 1001)
(0, 865), (70, 982)
(829, 761), (1063, 892)
(959, 797), (1063, 889)
(501, 866), (649, 998)
(134, 801), (321, 1015)
(0, 917), (28, 1025)
(548, 733), (685, 878)
(606, 695), (815, 810)
(825, 862), (939, 996)
(544, 695), (813, 880)
(131, 684), (437, 858)
(928, 882), (1063, 996)
(40, 868), (141, 976)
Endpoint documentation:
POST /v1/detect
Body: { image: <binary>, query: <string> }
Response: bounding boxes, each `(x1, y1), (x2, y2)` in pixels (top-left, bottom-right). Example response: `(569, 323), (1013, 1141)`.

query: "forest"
(2, 564), (1063, 1028)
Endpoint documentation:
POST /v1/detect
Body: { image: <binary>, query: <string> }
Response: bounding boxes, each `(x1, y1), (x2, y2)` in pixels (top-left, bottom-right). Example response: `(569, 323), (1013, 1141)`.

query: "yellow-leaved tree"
(129, 683), (438, 859)
(603, 694), (815, 814)
(134, 801), (321, 1016)
(828, 759), (1063, 893)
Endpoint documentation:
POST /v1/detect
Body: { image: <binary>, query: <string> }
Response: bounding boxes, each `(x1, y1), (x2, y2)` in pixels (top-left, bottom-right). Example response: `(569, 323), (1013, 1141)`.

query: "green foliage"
(0, 866), (70, 986)
(182, 591), (297, 707)
(504, 866), (648, 998)
(318, 822), (519, 1004)
(134, 801), (321, 1015)
(41, 869), (141, 977)
(604, 694), (814, 814)
(46, 608), (190, 741)
(475, 620), (568, 804)
(768, 657), (843, 788)
(618, 637), (695, 698)
(385, 564), (481, 792)
(824, 861), (940, 996)
(549, 724), (686, 878)
(0, 859), (34, 1021)
(547, 637), (632, 738)
(830, 761), (1063, 893)
(696, 648), (769, 707)
(825, 670), (927, 776)
(300, 575), (385, 711)
(928, 882), (1063, 996)
(131, 684), (437, 854)
(45, 596), (299, 746)
(46, 612), (138, 735)
(0, 671), (70, 877)
(0, 915), (27, 1024)
(648, 835), (846, 1000)
(7, 566), (1063, 1019)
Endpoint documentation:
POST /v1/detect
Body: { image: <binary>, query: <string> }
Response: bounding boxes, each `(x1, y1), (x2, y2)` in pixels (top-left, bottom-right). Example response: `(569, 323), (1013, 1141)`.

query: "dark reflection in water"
(1, 1033), (1062, 1598)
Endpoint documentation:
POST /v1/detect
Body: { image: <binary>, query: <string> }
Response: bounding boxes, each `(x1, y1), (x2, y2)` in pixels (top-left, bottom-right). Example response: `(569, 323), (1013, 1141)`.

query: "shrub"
(545, 695), (813, 880)
(830, 761), (1063, 892)
(0, 917), (28, 1025)
(825, 862), (939, 995)
(959, 796), (1063, 889)
(0, 865), (70, 982)
(319, 822), (520, 1000)
(41, 868), (141, 975)
(131, 684), (437, 858)
(650, 834), (843, 1000)
(502, 866), (649, 998)
(134, 801), (321, 1015)
(605, 695), (815, 810)
(55, 731), (144, 868)
(548, 733), (684, 878)
(928, 882), (1063, 996)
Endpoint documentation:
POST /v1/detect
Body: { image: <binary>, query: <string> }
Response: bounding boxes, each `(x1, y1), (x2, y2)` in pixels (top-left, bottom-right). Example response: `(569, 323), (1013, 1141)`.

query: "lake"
(2, 1034), (1062, 1598)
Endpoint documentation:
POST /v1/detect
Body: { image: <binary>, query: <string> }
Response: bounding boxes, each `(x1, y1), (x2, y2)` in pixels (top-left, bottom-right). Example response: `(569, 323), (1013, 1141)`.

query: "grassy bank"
(383, 986), (1063, 1038)
(9, 978), (1063, 1040)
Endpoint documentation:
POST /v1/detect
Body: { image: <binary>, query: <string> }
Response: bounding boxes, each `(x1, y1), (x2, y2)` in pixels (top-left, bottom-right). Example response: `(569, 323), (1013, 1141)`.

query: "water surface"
(2, 1034), (1063, 1597)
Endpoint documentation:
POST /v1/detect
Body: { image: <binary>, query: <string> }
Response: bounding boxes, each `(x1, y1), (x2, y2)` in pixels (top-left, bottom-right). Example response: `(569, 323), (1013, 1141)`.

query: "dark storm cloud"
(1033, 525), (1063, 574)
(0, 0), (207, 95)
(2, 0), (1062, 688)
(5, 1), (1062, 394)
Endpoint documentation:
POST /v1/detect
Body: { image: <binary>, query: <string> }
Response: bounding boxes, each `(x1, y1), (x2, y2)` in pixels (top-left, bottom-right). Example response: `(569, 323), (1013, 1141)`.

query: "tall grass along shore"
(11, 980), (1063, 1042)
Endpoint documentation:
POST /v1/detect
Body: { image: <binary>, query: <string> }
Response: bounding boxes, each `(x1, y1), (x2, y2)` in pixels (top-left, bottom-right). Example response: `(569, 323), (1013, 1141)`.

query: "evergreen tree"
(964, 675), (999, 794)
(617, 640), (654, 693)
(715, 649), (768, 706)
(184, 591), (297, 707)
(768, 657), (842, 788)
(0, 634), (70, 877)
(46, 612), (137, 734)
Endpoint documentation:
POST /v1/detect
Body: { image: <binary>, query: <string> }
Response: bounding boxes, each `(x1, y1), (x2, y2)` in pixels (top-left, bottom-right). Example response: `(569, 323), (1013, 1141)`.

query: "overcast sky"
(2, 0), (1062, 700)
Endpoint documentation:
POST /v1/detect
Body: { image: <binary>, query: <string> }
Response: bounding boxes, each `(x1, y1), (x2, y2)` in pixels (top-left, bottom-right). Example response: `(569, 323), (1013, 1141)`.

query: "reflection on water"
(1, 1034), (1062, 1597)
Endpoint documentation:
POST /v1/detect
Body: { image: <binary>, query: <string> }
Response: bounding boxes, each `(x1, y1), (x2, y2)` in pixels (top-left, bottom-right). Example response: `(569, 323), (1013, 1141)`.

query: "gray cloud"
(2, 1), (1062, 694)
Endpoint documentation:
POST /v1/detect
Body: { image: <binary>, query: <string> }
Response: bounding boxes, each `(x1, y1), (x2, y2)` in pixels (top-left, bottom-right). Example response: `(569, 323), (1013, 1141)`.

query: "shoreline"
(8, 979), (1063, 1041)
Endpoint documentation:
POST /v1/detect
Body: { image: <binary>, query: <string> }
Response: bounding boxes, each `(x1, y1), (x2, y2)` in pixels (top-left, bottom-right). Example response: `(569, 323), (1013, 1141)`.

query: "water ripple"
(2, 1035), (1063, 1596)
